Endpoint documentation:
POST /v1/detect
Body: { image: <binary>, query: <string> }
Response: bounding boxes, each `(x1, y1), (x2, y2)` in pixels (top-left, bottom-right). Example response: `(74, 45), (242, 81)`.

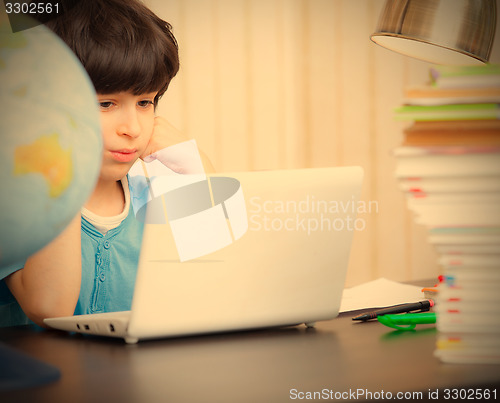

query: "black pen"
(352, 299), (435, 321)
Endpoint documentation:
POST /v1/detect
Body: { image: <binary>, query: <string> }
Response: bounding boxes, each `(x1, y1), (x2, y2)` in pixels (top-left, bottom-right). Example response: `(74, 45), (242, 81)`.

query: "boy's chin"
(102, 162), (136, 182)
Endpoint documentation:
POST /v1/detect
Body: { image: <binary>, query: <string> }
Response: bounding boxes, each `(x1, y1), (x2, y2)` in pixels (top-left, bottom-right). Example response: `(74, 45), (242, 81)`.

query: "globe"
(0, 15), (102, 273)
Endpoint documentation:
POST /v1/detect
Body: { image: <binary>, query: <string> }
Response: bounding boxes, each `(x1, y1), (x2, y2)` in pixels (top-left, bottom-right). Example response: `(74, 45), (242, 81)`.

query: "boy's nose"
(117, 111), (141, 138)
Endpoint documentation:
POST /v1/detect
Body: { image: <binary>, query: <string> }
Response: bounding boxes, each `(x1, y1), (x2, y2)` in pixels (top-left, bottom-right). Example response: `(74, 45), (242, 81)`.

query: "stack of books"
(393, 64), (500, 364)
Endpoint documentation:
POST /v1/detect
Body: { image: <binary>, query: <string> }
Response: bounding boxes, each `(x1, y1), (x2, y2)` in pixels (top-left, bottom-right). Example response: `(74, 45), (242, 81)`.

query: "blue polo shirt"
(77, 206), (143, 315)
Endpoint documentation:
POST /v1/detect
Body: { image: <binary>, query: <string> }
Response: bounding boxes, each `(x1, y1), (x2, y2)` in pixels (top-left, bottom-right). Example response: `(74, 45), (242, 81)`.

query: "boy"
(0, 0), (210, 327)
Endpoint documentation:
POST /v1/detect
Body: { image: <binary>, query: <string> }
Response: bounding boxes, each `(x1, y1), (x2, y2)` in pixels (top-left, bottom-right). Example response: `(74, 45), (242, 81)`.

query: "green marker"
(377, 312), (436, 330)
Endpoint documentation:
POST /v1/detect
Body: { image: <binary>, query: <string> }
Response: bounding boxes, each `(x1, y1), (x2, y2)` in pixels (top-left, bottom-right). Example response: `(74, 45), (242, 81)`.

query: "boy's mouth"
(109, 149), (138, 162)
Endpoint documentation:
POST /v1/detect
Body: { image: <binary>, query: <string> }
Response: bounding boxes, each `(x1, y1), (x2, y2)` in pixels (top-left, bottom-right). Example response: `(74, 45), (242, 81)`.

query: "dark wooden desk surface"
(1, 309), (499, 403)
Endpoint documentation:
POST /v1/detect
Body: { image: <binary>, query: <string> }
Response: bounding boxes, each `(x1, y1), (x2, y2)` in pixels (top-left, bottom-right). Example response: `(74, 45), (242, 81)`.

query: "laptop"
(44, 166), (363, 343)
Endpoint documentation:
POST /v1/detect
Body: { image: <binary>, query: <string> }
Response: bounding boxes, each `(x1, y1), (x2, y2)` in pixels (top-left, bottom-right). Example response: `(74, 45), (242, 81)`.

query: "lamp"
(370, 0), (497, 65)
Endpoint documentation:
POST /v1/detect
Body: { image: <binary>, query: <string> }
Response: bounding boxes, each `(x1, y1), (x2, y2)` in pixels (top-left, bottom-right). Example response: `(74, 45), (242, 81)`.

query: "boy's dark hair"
(44, 0), (179, 106)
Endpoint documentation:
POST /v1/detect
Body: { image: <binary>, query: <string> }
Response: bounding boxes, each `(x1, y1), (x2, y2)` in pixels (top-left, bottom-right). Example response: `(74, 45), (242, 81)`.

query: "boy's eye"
(99, 101), (113, 109)
(138, 100), (154, 108)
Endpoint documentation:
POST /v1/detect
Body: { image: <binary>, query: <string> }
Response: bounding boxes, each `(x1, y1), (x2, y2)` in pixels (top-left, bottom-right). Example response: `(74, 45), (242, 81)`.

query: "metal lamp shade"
(371, 0), (497, 65)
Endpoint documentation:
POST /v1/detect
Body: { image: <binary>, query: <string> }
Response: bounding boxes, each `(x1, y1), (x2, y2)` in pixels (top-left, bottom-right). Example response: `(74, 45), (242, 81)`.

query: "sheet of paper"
(340, 277), (425, 313)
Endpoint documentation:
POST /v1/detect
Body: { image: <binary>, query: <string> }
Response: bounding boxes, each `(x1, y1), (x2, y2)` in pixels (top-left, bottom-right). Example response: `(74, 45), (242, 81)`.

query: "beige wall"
(145, 0), (500, 287)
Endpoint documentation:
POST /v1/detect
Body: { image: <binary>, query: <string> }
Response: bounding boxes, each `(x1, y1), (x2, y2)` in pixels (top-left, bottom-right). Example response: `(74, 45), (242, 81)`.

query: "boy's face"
(97, 91), (157, 182)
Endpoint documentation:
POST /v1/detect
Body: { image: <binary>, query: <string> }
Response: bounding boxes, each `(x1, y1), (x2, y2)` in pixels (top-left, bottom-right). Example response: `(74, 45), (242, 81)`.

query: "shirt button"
(99, 272), (106, 282)
(103, 241), (111, 249)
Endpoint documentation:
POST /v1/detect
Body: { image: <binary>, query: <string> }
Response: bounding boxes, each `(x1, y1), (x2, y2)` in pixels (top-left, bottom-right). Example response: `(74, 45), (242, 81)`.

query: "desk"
(1, 310), (499, 403)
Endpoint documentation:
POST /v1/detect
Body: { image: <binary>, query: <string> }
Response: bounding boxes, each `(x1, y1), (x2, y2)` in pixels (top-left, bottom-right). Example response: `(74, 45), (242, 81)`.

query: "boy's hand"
(141, 116), (215, 173)
(140, 116), (188, 161)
